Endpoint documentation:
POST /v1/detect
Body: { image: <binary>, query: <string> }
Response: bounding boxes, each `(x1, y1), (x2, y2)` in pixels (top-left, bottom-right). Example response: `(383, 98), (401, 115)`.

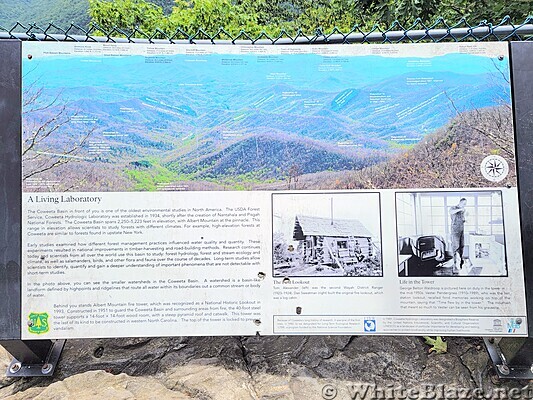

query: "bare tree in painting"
(287, 163), (302, 190)
(22, 85), (93, 182)
(445, 91), (514, 158)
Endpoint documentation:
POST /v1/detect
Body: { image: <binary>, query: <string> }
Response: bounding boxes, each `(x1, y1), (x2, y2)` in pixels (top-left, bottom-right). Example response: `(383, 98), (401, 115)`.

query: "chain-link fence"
(0, 16), (532, 44)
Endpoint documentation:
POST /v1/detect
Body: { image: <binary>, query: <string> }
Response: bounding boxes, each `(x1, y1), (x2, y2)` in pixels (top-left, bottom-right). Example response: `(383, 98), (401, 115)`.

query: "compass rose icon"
(486, 159), (504, 177)
(480, 155), (509, 182)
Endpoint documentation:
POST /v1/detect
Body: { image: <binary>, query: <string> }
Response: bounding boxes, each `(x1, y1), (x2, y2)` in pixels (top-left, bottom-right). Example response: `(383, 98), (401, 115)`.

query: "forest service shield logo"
(28, 312), (49, 334)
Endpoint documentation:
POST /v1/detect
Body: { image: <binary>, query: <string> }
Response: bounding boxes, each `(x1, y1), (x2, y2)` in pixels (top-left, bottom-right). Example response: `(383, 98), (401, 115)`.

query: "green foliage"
(285, 0), (365, 32)
(169, 0), (258, 34)
(125, 161), (178, 191)
(130, 160), (153, 168)
(88, 0), (164, 32)
(436, 0), (533, 23)
(87, 0), (532, 36)
(1, 0), (531, 33)
(423, 336), (448, 354)
(149, 0), (174, 14)
(0, 0), (90, 28)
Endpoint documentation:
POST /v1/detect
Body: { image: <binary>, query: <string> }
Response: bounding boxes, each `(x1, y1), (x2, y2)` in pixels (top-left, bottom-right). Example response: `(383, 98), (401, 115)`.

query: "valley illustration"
(21, 43), (515, 192)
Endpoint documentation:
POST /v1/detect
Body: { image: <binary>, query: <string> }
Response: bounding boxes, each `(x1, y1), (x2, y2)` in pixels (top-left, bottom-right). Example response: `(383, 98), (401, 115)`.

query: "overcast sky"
(272, 192), (381, 243)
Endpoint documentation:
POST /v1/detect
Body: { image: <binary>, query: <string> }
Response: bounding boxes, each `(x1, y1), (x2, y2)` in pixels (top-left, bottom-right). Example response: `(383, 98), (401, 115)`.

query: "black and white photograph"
(272, 192), (382, 277)
(396, 190), (507, 277)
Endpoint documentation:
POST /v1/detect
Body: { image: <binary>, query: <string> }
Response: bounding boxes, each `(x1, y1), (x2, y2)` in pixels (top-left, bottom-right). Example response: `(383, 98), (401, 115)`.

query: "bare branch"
(23, 106), (70, 156)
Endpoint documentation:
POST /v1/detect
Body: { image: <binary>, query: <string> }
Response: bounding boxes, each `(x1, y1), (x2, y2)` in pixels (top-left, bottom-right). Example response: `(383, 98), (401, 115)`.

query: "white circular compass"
(480, 155), (509, 182)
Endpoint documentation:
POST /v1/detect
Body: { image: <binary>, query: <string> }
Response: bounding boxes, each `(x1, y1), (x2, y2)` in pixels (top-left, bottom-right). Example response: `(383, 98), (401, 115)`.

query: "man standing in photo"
(449, 198), (467, 274)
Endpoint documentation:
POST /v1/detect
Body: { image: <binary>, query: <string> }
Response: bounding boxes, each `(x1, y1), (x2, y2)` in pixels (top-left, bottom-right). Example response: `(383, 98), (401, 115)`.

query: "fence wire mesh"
(0, 16), (532, 44)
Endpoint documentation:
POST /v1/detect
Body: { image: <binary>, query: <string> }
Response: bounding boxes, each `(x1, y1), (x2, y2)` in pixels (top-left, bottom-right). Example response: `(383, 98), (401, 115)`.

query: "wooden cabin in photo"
(293, 215), (375, 267)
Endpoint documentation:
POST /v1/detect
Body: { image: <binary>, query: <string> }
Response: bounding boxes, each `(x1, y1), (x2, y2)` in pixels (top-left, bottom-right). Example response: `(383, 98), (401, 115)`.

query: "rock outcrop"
(0, 336), (528, 399)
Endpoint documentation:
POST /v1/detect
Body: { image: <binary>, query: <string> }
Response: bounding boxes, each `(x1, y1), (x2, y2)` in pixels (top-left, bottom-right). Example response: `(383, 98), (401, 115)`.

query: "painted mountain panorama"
(21, 43), (515, 192)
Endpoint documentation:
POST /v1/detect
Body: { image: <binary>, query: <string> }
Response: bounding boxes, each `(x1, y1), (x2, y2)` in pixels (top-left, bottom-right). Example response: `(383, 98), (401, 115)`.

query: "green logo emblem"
(28, 312), (49, 334)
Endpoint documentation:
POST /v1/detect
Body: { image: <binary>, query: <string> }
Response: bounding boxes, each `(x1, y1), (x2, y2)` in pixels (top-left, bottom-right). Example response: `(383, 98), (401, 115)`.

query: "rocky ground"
(0, 336), (529, 399)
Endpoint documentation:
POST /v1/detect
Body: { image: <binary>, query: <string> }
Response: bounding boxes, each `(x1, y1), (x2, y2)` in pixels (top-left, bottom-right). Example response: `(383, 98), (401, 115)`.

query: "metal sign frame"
(1, 40), (533, 377)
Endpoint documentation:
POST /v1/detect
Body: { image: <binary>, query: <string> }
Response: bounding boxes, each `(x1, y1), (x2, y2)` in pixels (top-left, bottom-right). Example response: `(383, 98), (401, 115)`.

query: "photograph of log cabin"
(272, 192), (382, 277)
(396, 190), (507, 277)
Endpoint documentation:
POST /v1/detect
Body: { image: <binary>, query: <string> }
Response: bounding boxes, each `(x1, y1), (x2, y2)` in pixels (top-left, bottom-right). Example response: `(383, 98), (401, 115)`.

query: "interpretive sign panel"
(19, 41), (527, 338)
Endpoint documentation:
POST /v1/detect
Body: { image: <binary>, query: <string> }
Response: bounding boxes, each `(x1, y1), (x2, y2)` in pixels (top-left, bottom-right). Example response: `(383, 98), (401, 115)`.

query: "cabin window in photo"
(338, 240), (348, 249)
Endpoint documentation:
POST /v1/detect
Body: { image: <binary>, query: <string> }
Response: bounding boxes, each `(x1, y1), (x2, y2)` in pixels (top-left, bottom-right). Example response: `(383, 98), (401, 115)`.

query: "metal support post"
(1, 340), (66, 377)
(484, 337), (533, 380)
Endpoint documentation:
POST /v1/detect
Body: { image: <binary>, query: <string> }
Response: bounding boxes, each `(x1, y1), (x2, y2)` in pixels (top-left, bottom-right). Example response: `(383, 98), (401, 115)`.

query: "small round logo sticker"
(480, 155), (509, 182)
